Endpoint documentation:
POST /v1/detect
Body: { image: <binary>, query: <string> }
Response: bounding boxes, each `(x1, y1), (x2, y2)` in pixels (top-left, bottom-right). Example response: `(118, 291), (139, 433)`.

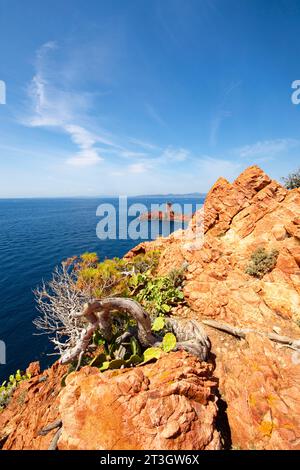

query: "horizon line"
(0, 192), (207, 200)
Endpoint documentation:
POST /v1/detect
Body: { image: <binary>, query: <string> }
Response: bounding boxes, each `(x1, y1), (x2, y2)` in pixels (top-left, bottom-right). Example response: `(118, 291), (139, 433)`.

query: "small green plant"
(151, 316), (165, 332)
(142, 332), (177, 361)
(130, 272), (185, 316)
(282, 168), (300, 190)
(142, 347), (163, 362)
(245, 247), (279, 279)
(167, 267), (186, 288)
(162, 332), (177, 353)
(75, 251), (160, 298)
(82, 313), (177, 372)
(0, 370), (31, 411)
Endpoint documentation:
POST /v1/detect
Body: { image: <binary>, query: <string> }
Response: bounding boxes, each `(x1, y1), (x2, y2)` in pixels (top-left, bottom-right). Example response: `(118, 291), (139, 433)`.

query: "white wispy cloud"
(128, 162), (151, 174)
(120, 150), (149, 159)
(64, 124), (104, 166)
(236, 138), (299, 159)
(24, 42), (118, 167)
(145, 102), (166, 127)
(209, 81), (241, 146)
(209, 110), (231, 146)
(161, 146), (189, 162)
(130, 138), (159, 151)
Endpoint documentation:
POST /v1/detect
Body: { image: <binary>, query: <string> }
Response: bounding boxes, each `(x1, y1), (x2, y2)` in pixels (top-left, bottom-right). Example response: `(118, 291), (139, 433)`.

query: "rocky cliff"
(126, 165), (300, 450)
(1, 165), (299, 450)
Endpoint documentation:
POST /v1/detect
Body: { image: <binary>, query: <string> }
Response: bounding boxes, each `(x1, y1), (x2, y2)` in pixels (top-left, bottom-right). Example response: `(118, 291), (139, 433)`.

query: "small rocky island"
(139, 202), (191, 222)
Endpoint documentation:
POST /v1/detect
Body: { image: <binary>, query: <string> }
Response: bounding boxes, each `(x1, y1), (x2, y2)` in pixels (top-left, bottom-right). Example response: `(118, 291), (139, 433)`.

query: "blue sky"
(0, 0), (300, 197)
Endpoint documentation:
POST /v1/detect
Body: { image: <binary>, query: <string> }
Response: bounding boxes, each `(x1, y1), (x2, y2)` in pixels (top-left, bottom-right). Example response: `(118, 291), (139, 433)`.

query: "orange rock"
(213, 333), (300, 450)
(58, 352), (222, 450)
(0, 362), (68, 449)
(26, 361), (40, 377)
(125, 166), (300, 449)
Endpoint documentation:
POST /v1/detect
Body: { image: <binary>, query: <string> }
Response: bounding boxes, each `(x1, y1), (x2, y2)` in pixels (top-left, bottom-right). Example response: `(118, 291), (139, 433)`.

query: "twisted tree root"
(202, 319), (300, 350)
(38, 419), (62, 436)
(60, 298), (210, 364)
(48, 428), (62, 451)
(38, 419), (62, 450)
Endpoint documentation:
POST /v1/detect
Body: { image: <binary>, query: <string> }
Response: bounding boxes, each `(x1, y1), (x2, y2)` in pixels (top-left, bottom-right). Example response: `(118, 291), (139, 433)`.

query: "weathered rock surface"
(58, 351), (222, 450)
(0, 362), (67, 450)
(125, 165), (300, 449)
(0, 353), (222, 450)
(213, 332), (300, 450)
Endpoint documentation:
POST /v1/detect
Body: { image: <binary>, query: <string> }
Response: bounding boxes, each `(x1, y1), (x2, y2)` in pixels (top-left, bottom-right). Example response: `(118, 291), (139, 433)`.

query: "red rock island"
(139, 202), (191, 222)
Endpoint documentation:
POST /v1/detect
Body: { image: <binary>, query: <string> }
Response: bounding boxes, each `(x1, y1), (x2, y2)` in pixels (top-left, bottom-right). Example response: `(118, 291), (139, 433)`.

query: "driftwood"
(202, 319), (300, 351)
(60, 298), (210, 364)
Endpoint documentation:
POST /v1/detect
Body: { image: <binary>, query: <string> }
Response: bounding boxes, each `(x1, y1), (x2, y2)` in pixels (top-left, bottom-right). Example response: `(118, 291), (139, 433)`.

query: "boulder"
(58, 351), (222, 450)
(0, 362), (68, 450)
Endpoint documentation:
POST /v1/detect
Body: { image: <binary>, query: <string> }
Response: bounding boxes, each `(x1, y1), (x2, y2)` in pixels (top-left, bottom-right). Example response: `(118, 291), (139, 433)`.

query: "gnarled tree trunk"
(60, 297), (210, 364)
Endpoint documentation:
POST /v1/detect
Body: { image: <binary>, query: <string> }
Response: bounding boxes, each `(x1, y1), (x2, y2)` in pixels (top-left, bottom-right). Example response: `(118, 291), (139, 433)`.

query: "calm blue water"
(0, 197), (203, 381)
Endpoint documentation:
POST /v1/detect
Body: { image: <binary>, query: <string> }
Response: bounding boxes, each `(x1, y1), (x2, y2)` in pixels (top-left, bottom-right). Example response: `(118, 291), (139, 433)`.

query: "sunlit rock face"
(58, 351), (222, 450)
(125, 165), (300, 449)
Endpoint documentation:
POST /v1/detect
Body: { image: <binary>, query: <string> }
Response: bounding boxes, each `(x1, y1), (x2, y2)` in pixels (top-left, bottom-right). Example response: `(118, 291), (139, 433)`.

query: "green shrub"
(0, 370), (31, 411)
(88, 317), (176, 371)
(75, 250), (160, 298)
(80, 252), (99, 266)
(245, 247), (279, 279)
(282, 168), (300, 189)
(129, 272), (185, 316)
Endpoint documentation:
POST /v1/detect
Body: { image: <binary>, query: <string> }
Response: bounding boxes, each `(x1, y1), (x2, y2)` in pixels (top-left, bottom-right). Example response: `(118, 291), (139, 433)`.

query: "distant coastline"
(0, 193), (206, 200)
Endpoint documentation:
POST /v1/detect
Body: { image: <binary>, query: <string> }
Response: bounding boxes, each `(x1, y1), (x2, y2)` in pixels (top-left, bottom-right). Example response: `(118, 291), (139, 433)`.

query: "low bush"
(129, 270), (185, 316)
(282, 168), (300, 190)
(245, 247), (279, 279)
(0, 370), (31, 411)
(34, 250), (186, 371)
(75, 250), (160, 297)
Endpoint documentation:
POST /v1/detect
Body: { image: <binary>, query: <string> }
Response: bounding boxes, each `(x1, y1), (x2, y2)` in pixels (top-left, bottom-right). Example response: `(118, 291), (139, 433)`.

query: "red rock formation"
(0, 362), (68, 450)
(139, 202), (191, 222)
(214, 333), (300, 450)
(125, 165), (300, 449)
(58, 352), (221, 450)
(0, 353), (222, 450)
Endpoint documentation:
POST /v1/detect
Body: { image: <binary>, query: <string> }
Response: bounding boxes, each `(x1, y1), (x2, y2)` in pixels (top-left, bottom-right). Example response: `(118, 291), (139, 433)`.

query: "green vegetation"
(72, 252), (185, 372)
(130, 270), (185, 316)
(162, 332), (177, 353)
(282, 168), (300, 189)
(85, 318), (177, 371)
(75, 250), (160, 297)
(0, 370), (31, 411)
(35, 250), (187, 375)
(75, 250), (185, 317)
(151, 316), (166, 332)
(245, 247), (279, 279)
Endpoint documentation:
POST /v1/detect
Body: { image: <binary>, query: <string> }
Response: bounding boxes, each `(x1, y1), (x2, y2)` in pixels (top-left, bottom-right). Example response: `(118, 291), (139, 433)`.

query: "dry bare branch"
(202, 319), (300, 350)
(33, 263), (90, 358)
(34, 262), (211, 365)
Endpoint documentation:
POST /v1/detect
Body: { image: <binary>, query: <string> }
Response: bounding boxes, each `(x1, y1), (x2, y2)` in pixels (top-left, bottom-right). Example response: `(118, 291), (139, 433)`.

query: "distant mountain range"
(130, 192), (206, 199)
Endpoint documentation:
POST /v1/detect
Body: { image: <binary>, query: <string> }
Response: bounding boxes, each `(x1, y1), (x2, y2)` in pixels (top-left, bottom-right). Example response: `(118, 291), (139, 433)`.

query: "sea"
(0, 196), (203, 381)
